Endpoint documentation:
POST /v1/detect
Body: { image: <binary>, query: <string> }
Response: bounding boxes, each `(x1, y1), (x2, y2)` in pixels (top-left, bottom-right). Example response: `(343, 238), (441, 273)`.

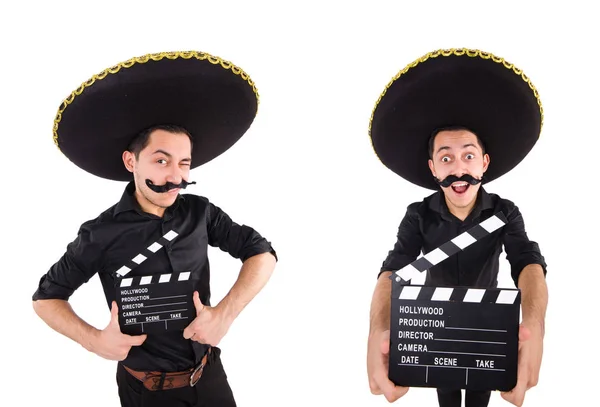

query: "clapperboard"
(113, 230), (196, 335)
(388, 212), (521, 392)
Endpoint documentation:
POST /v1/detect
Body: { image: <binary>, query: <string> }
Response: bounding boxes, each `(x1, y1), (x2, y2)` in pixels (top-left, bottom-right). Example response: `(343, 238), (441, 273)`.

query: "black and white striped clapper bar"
(388, 211), (521, 392)
(114, 230), (196, 336)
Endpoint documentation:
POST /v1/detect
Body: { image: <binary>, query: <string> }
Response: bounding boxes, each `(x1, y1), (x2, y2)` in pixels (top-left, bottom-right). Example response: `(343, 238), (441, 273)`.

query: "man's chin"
(151, 193), (178, 208)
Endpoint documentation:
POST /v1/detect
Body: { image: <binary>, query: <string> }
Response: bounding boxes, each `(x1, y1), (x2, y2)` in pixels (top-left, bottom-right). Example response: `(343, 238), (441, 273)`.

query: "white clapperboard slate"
(113, 230), (196, 335)
(388, 211), (521, 392)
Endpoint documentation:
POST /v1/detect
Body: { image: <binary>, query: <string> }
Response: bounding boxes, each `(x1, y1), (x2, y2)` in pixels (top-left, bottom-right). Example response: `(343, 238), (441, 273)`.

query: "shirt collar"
(428, 186), (493, 221)
(115, 181), (185, 219)
(114, 181), (139, 215)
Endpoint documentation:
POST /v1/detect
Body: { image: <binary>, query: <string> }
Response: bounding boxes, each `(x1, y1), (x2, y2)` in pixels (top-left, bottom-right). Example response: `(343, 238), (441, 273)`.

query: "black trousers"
(116, 347), (236, 407)
(437, 388), (491, 407)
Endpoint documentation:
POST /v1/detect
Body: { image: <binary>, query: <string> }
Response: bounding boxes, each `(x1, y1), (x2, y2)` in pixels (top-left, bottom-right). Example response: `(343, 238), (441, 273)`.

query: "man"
(32, 51), (277, 407)
(366, 48), (548, 407)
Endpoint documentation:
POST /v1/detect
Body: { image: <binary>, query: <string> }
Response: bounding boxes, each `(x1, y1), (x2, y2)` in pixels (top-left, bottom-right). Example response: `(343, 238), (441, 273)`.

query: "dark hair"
(428, 125), (486, 158)
(127, 124), (194, 159)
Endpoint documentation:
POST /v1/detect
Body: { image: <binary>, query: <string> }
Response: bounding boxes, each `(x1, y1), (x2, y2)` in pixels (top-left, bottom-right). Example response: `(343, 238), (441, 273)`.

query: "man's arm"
(370, 205), (423, 337)
(33, 299), (100, 351)
(500, 203), (548, 406)
(32, 224), (147, 360)
(518, 264), (548, 335)
(501, 203), (548, 331)
(33, 299), (147, 360)
(368, 206), (422, 403)
(32, 223), (101, 350)
(215, 251), (276, 324)
(205, 201), (278, 263)
(502, 202), (547, 288)
(369, 271), (393, 340)
(183, 201), (277, 345)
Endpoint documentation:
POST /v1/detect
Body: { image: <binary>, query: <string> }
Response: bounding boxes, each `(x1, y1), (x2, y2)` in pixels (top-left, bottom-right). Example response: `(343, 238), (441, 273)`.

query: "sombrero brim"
(369, 48), (543, 190)
(54, 51), (259, 181)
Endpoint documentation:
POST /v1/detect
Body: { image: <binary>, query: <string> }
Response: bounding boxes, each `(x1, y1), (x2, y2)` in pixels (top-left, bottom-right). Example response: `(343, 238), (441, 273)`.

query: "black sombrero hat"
(53, 51), (259, 181)
(369, 48), (543, 190)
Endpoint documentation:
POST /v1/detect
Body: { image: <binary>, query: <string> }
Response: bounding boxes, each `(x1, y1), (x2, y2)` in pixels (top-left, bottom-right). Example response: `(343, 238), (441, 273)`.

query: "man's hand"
(501, 322), (543, 406)
(367, 329), (409, 402)
(90, 301), (147, 361)
(182, 291), (231, 346)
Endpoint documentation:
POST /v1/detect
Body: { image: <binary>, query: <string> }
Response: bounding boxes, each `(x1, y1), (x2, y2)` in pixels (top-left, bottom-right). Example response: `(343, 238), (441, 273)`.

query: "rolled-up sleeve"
(502, 203), (547, 286)
(206, 202), (277, 262)
(380, 205), (423, 278)
(32, 222), (102, 301)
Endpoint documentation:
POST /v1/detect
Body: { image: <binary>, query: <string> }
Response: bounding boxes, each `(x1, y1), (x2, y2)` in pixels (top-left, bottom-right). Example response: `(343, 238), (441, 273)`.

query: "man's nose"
(453, 162), (469, 177)
(165, 166), (182, 184)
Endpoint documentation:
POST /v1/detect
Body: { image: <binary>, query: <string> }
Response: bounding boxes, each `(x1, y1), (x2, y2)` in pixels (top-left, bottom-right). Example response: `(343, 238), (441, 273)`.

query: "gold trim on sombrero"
(52, 50), (259, 150)
(368, 47), (544, 138)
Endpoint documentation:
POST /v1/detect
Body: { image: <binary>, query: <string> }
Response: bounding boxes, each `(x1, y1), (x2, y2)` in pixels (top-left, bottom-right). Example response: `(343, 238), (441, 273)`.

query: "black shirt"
(380, 187), (547, 288)
(32, 181), (277, 372)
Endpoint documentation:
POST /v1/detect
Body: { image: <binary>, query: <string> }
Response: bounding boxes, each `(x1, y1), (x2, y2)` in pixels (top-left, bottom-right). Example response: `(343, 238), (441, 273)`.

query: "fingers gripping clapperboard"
(388, 212), (521, 392)
(113, 230), (196, 335)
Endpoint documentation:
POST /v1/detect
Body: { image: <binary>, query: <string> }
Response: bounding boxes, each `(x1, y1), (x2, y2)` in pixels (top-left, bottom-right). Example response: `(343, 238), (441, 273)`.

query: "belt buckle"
(189, 362), (205, 387)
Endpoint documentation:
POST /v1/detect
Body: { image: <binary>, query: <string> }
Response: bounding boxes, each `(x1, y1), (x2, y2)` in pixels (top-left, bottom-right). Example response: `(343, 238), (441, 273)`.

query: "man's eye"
(441, 156), (450, 162)
(157, 159), (167, 164)
(466, 154), (475, 159)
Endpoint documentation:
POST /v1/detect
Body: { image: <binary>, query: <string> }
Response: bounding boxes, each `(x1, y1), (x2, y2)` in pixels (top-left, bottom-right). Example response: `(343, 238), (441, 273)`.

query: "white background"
(1, 1), (598, 406)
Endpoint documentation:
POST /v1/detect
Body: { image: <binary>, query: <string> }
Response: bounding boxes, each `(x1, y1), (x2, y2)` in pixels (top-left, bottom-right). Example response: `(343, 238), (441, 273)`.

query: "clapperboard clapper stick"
(388, 212), (522, 392)
(114, 230), (197, 335)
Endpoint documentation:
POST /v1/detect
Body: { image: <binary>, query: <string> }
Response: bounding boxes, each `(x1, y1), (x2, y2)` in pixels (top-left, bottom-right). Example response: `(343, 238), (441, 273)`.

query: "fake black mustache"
(435, 174), (482, 188)
(145, 179), (196, 193)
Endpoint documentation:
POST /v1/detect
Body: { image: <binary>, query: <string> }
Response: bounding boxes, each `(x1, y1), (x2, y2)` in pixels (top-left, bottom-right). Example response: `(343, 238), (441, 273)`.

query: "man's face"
(123, 129), (192, 211)
(428, 129), (490, 210)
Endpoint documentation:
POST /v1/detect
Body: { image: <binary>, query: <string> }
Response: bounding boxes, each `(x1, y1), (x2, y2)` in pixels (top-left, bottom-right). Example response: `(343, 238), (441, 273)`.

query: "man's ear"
(482, 153), (490, 173)
(122, 150), (135, 173)
(428, 159), (436, 178)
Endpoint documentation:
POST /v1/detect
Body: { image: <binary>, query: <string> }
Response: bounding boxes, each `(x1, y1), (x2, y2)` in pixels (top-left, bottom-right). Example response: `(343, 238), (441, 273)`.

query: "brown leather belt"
(123, 347), (211, 391)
